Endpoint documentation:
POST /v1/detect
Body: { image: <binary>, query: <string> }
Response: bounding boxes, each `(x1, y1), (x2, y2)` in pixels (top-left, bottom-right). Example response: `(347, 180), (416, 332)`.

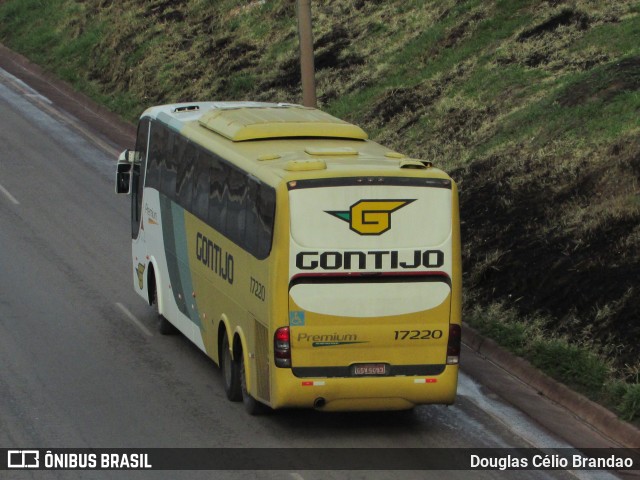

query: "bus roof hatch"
(198, 105), (368, 142)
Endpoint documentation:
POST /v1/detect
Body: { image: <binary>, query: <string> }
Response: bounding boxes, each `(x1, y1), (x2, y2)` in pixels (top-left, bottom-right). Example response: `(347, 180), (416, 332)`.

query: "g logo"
(327, 199), (414, 235)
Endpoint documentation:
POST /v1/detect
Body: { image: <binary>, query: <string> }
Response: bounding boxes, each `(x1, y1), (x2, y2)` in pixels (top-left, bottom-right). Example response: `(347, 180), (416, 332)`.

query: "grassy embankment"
(0, 0), (638, 422)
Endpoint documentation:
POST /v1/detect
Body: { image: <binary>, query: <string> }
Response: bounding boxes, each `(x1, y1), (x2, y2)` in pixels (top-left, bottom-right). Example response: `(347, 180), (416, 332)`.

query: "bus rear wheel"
(240, 354), (270, 415)
(221, 332), (242, 402)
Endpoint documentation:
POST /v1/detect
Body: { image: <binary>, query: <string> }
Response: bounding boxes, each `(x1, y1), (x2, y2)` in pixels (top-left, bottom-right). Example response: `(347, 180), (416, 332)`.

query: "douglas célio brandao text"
(470, 453), (635, 470)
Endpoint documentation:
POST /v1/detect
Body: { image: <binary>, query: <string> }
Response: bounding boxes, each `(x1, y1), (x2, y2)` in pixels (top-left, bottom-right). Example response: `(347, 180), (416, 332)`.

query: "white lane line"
(0, 183), (19, 205)
(289, 473), (305, 480)
(115, 302), (153, 337)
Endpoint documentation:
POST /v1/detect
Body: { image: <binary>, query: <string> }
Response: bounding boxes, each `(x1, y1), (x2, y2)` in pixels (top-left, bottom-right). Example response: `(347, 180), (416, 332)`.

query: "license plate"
(352, 363), (387, 376)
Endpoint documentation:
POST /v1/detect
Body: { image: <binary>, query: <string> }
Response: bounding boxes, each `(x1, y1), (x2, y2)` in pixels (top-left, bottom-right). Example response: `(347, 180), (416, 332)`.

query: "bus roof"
(198, 105), (368, 142)
(143, 102), (367, 141)
(141, 102), (452, 186)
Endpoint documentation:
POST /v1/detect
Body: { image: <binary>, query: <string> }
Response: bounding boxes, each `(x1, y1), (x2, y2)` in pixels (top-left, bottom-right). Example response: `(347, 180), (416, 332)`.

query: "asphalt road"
(0, 64), (623, 480)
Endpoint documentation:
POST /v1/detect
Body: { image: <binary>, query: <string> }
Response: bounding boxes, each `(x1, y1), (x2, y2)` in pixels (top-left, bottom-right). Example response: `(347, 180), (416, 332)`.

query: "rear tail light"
(274, 326), (291, 368)
(447, 324), (461, 365)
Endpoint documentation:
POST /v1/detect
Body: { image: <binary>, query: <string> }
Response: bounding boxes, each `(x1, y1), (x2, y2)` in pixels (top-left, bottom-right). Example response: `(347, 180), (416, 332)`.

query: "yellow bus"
(115, 102), (461, 414)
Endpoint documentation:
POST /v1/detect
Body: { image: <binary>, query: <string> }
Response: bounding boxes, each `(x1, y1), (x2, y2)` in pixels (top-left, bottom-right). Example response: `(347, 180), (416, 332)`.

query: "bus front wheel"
(150, 278), (177, 335)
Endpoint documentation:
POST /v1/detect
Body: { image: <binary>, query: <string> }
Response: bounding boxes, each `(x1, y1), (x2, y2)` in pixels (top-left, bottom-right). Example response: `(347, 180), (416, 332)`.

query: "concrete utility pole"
(296, 0), (317, 108)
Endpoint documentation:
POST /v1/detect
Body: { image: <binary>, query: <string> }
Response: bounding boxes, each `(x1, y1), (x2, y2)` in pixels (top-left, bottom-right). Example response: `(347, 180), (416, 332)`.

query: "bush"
(619, 383), (640, 422)
(528, 337), (610, 396)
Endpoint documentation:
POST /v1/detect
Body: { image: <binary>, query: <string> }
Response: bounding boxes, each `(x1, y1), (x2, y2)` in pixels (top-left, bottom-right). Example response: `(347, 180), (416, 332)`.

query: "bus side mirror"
(115, 149), (134, 194)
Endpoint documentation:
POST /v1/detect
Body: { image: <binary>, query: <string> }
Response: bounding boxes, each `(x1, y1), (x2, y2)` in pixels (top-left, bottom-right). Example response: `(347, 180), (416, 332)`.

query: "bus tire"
(158, 316), (178, 335)
(151, 288), (178, 335)
(240, 354), (270, 415)
(221, 332), (242, 402)
(150, 275), (177, 335)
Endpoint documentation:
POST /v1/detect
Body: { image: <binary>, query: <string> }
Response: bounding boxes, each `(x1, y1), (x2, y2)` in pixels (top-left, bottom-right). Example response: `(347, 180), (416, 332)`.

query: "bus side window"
(160, 130), (177, 202)
(225, 166), (247, 247)
(192, 154), (210, 221)
(208, 157), (228, 232)
(244, 179), (260, 255)
(131, 118), (150, 239)
(257, 184), (276, 259)
(145, 121), (163, 190)
(176, 140), (196, 211)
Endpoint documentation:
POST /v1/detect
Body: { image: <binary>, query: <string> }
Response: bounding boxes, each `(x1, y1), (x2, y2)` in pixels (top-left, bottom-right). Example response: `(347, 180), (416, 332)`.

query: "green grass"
(227, 72), (257, 99)
(460, 64), (548, 103)
(466, 302), (640, 422)
(0, 0), (67, 60)
(573, 15), (640, 57)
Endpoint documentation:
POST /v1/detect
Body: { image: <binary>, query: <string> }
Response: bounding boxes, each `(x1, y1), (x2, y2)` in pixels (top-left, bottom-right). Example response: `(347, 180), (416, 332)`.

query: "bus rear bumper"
(271, 366), (459, 411)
